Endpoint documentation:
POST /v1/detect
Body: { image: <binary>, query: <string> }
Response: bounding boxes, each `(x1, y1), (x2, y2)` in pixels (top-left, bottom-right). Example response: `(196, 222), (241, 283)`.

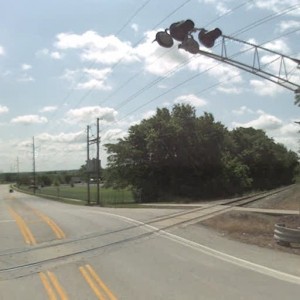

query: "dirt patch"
(200, 211), (300, 255)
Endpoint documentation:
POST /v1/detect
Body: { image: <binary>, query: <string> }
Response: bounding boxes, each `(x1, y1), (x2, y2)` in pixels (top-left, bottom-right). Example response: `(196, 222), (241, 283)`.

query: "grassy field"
(19, 184), (134, 206)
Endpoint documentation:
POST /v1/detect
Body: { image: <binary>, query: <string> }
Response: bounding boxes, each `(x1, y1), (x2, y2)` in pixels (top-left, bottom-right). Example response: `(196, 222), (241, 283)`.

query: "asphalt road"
(1, 184), (299, 299)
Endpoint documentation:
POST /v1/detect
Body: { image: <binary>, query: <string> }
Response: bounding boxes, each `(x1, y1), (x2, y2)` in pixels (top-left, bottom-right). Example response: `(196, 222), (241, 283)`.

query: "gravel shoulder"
(199, 184), (300, 255)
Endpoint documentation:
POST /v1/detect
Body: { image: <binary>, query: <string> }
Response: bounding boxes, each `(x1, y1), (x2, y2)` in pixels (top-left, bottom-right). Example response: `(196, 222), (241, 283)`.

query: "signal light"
(169, 19), (195, 42)
(153, 30), (174, 48)
(198, 28), (222, 48)
(178, 37), (199, 54)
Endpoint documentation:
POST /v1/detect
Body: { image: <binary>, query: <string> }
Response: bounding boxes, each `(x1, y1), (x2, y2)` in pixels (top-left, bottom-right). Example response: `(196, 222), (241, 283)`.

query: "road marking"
(33, 209), (66, 239)
(79, 264), (117, 300)
(39, 272), (57, 300)
(39, 271), (68, 300)
(85, 209), (300, 285)
(7, 207), (36, 245)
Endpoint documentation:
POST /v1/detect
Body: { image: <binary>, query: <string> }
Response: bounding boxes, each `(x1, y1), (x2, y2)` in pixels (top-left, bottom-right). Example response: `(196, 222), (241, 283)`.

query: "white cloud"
(17, 75), (35, 82)
(55, 31), (139, 64)
(264, 40), (290, 54)
(232, 106), (254, 115)
(131, 23), (139, 33)
(135, 29), (243, 88)
(62, 67), (112, 90)
(232, 111), (283, 131)
(39, 106), (58, 113)
(0, 105), (9, 114)
(134, 30), (190, 76)
(36, 131), (85, 143)
(174, 94), (207, 107)
(36, 48), (63, 60)
(199, 0), (229, 15)
(188, 55), (243, 86)
(249, 79), (285, 96)
(269, 122), (299, 153)
(249, 0), (300, 16)
(11, 115), (48, 125)
(278, 20), (300, 32)
(102, 129), (128, 142)
(217, 86), (243, 94)
(21, 64), (32, 71)
(230, 112), (300, 152)
(0, 45), (5, 55)
(50, 51), (63, 60)
(142, 110), (156, 119)
(64, 106), (118, 124)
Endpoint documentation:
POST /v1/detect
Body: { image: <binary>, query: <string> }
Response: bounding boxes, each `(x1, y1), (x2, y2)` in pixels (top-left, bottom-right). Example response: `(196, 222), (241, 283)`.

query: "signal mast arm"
(154, 19), (300, 96)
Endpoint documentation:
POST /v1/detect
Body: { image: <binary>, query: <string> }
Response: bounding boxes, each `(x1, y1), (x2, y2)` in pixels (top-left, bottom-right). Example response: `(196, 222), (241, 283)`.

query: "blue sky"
(0, 0), (299, 172)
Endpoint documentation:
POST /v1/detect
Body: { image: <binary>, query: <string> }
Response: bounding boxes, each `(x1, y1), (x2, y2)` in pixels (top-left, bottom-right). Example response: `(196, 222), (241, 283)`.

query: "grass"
(18, 184), (135, 206)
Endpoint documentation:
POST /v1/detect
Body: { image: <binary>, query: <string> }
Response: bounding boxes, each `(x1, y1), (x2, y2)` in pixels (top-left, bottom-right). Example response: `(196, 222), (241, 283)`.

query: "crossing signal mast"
(153, 19), (300, 99)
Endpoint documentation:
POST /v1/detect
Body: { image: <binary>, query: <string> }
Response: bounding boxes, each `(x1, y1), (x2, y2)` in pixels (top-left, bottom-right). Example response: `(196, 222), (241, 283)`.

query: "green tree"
(106, 105), (232, 200)
(230, 127), (299, 189)
(105, 104), (299, 202)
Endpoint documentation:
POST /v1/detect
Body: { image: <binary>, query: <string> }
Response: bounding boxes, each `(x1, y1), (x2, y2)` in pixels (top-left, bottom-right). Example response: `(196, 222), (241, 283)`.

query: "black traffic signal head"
(198, 28), (222, 48)
(178, 36), (200, 54)
(153, 30), (174, 48)
(169, 19), (195, 42)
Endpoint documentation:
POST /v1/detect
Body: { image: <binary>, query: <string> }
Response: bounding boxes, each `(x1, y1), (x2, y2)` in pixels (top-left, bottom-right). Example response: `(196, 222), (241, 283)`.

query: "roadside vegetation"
(19, 184), (134, 206)
(105, 104), (299, 202)
(2, 104), (299, 205)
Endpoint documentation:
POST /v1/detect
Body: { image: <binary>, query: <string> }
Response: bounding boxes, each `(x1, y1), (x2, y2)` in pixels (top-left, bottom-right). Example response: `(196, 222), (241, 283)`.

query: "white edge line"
(84, 209), (300, 285)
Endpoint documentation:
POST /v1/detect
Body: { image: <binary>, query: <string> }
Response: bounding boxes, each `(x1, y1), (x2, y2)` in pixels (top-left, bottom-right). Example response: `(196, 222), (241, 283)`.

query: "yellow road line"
(39, 272), (58, 300)
(79, 265), (117, 300)
(47, 271), (69, 300)
(7, 207), (36, 245)
(80, 266), (106, 300)
(85, 265), (117, 300)
(33, 209), (65, 239)
(39, 271), (68, 300)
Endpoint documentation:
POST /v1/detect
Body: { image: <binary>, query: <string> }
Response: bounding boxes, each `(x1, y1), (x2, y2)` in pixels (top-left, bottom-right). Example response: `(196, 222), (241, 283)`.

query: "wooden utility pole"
(16, 156), (20, 186)
(96, 118), (100, 206)
(86, 125), (91, 205)
(32, 137), (36, 194)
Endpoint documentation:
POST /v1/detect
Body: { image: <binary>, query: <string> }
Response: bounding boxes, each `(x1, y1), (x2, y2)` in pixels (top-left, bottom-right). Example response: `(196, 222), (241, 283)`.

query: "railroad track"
(0, 186), (292, 279)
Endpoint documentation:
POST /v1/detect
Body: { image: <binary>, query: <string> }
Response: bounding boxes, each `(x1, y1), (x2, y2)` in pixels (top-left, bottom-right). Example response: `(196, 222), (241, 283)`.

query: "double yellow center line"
(7, 207), (37, 245)
(79, 264), (117, 300)
(32, 209), (65, 239)
(39, 271), (68, 300)
(7, 206), (65, 245)
(40, 265), (117, 300)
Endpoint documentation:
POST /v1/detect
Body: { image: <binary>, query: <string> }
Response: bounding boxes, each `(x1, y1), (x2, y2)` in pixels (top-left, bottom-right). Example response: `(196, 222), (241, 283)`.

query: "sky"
(0, 0), (299, 173)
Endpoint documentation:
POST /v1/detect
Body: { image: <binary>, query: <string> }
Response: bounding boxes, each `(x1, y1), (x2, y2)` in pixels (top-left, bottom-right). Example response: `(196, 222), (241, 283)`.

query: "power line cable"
(115, 0), (153, 36)
(34, 4), (300, 167)
(106, 27), (300, 129)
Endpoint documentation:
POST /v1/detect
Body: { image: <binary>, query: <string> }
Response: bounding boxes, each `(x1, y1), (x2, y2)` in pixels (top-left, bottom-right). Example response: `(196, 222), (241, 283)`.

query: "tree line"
(105, 104), (299, 202)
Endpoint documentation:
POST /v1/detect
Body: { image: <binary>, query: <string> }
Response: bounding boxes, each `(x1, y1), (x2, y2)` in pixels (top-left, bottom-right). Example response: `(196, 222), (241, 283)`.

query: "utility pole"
(16, 156), (20, 186)
(32, 137), (36, 194)
(86, 125), (91, 205)
(86, 119), (101, 205)
(96, 118), (101, 206)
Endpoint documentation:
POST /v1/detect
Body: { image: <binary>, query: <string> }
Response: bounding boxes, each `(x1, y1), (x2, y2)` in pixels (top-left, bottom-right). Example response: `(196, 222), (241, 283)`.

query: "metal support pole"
(96, 118), (101, 206)
(32, 137), (36, 194)
(86, 125), (91, 205)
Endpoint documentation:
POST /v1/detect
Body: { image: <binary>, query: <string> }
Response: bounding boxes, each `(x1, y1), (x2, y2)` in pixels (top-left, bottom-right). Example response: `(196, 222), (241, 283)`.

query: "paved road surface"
(1, 185), (299, 299)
